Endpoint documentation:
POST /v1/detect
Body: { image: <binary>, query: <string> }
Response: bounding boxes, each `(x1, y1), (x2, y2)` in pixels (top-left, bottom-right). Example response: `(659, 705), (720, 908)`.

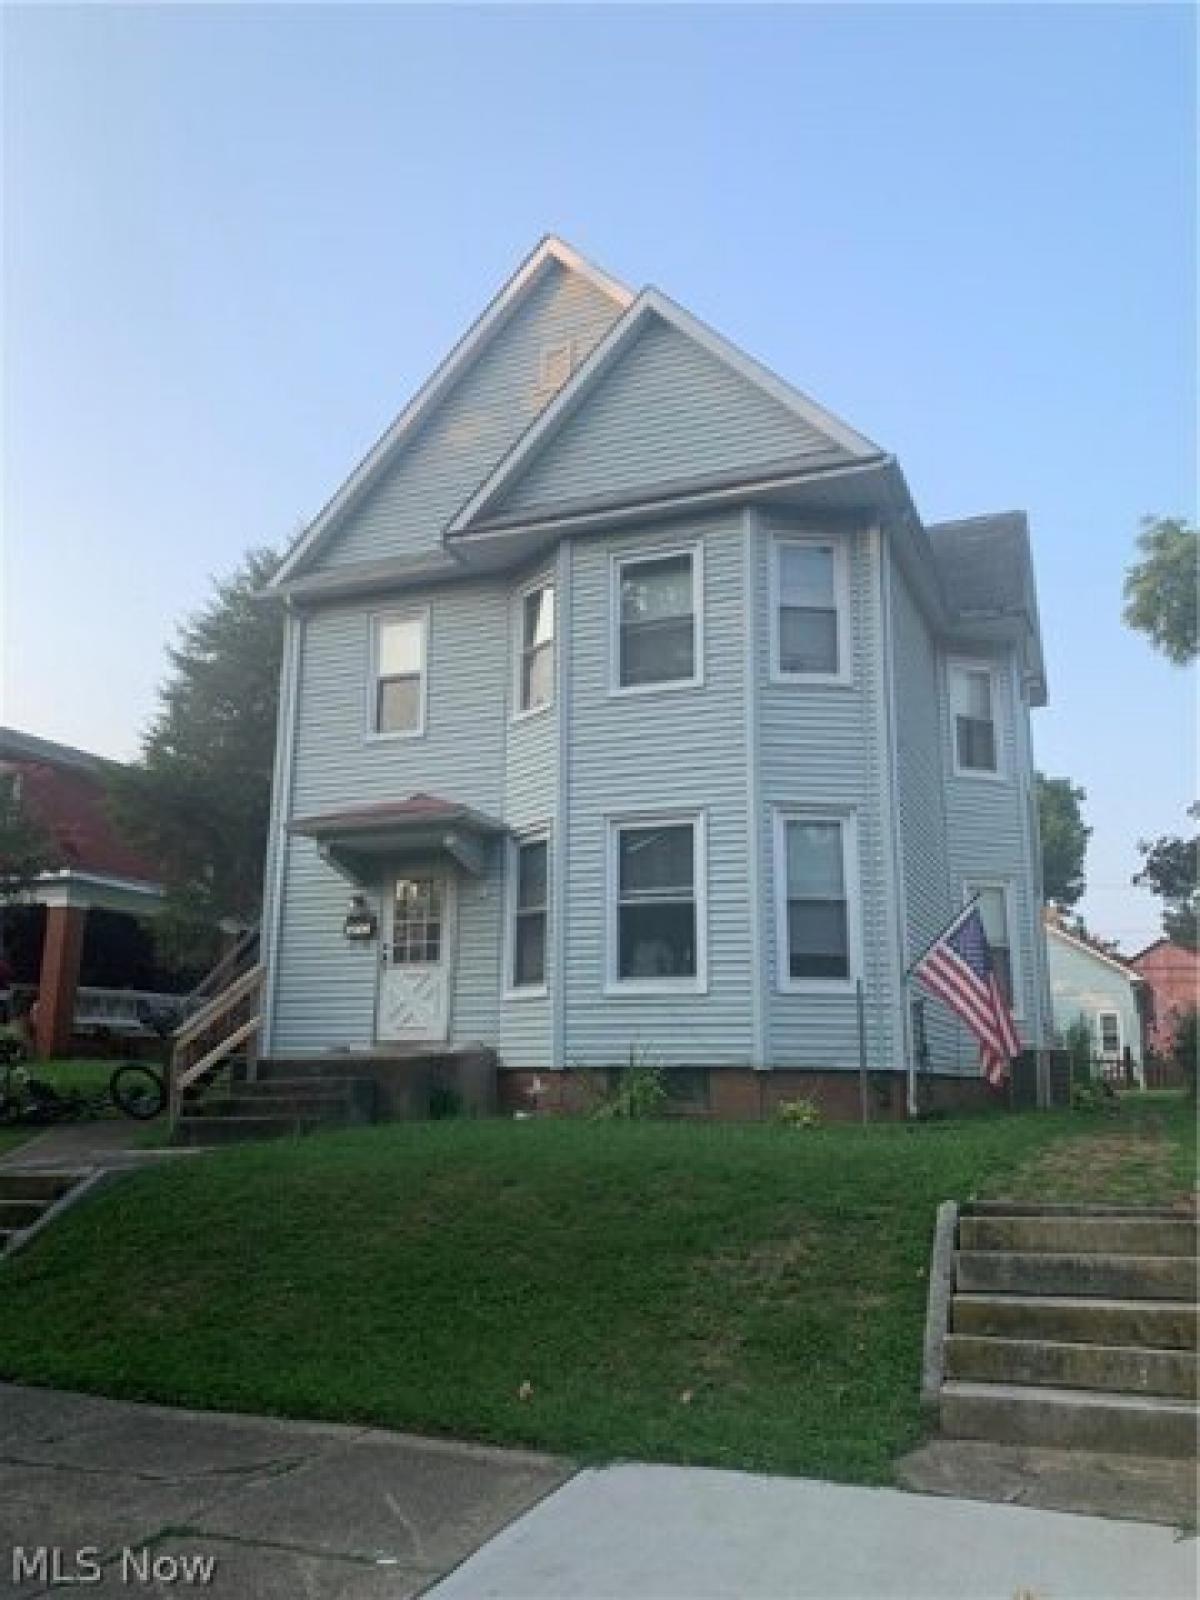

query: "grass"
(0, 1094), (1193, 1485)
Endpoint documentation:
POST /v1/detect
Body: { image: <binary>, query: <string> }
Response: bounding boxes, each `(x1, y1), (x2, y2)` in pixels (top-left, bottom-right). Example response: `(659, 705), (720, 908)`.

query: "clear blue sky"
(3, 4), (1195, 950)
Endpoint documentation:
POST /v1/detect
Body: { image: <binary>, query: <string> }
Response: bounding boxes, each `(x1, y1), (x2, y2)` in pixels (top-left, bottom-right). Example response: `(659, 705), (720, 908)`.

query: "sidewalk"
(1, 1382), (1194, 1599)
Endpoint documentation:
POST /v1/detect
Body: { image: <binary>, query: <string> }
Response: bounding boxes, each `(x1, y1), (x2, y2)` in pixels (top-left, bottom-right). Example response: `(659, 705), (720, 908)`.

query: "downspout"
(742, 509), (767, 1070)
(259, 603), (303, 1062)
(875, 526), (916, 1117)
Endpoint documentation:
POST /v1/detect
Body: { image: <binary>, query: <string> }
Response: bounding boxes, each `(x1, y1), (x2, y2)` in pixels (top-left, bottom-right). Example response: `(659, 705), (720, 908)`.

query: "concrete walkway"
(0, 1118), (192, 1171)
(1, 1384), (1194, 1599)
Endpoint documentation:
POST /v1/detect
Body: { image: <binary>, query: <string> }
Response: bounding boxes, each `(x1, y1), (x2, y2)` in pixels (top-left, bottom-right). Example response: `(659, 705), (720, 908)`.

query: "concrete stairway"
(173, 1074), (377, 1147)
(940, 1202), (1199, 1458)
(0, 1169), (91, 1254)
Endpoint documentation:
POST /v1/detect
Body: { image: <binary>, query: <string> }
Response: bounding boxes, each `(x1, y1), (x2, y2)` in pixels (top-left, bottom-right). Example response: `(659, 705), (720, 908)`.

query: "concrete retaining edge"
(921, 1199), (959, 1418)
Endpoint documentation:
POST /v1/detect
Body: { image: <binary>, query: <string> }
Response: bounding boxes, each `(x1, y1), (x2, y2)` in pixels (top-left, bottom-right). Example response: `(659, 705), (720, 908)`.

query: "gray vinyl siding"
(940, 646), (1040, 1052)
(887, 550), (959, 1072)
(562, 513), (754, 1069)
(316, 263), (622, 571)
(498, 563), (558, 1068)
(496, 316), (847, 518)
(758, 517), (900, 1071)
(270, 579), (511, 1054)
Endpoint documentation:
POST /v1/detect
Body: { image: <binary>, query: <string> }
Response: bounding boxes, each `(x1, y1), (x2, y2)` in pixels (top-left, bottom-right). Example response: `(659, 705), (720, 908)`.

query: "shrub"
(1171, 1007), (1198, 1097)
(1070, 1076), (1119, 1114)
(775, 1096), (823, 1129)
(590, 1044), (668, 1121)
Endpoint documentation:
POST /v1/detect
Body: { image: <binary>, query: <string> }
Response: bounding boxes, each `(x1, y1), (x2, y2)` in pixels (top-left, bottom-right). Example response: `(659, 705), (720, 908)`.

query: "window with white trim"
(510, 837), (549, 990)
(773, 538), (846, 679)
(1097, 1010), (1121, 1058)
(370, 613), (427, 737)
(777, 814), (857, 983)
(951, 663), (998, 774)
(611, 817), (703, 985)
(965, 881), (1015, 1009)
(517, 584), (555, 715)
(613, 548), (699, 691)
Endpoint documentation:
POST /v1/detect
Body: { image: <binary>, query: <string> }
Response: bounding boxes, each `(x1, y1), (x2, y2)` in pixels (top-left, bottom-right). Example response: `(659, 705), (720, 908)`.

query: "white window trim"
(503, 827), (551, 1001)
(365, 606), (430, 742)
(1096, 1008), (1123, 1057)
(511, 576), (555, 724)
(773, 808), (863, 994)
(605, 810), (709, 995)
(962, 878), (1024, 1020)
(608, 540), (705, 698)
(768, 534), (853, 687)
(948, 657), (1005, 780)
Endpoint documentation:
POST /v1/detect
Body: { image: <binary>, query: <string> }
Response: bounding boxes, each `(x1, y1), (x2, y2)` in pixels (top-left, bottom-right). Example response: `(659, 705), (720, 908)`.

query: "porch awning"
(288, 792), (507, 881)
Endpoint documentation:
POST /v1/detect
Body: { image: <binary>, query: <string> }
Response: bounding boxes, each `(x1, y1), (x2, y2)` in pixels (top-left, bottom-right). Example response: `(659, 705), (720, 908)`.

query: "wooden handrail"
(172, 963), (265, 1051)
(177, 1015), (261, 1094)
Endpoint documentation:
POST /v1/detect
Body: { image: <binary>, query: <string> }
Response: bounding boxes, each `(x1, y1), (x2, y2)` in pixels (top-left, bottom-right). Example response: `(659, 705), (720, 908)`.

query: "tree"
(108, 547), (284, 953)
(0, 781), (56, 903)
(1134, 824), (1198, 950)
(1036, 773), (1090, 908)
(1122, 516), (1198, 665)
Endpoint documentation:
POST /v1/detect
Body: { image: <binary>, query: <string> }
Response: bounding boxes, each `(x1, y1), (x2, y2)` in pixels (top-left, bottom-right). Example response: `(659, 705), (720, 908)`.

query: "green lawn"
(0, 1095), (1193, 1484)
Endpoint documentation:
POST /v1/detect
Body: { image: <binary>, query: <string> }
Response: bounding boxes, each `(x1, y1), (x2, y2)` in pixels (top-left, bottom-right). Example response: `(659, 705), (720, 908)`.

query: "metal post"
(856, 977), (869, 1125)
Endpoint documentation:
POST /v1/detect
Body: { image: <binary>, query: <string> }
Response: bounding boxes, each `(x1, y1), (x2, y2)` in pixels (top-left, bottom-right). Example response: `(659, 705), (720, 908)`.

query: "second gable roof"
(448, 288), (883, 534)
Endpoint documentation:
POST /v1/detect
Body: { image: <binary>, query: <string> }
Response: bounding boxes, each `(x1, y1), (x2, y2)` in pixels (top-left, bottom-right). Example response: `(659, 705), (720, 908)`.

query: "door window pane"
(391, 877), (442, 965)
(618, 553), (696, 687)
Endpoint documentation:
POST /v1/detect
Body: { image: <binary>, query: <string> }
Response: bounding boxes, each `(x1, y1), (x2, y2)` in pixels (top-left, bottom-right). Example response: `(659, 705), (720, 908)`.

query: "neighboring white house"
(1045, 914), (1146, 1084)
(256, 235), (1051, 1119)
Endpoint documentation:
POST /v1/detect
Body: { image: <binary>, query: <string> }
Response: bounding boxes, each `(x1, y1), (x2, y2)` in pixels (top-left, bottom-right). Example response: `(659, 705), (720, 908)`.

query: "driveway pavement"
(1, 1383), (1194, 1599)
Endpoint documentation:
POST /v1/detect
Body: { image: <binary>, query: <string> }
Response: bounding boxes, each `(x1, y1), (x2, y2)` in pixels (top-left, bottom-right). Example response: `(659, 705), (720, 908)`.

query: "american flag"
(913, 904), (1022, 1087)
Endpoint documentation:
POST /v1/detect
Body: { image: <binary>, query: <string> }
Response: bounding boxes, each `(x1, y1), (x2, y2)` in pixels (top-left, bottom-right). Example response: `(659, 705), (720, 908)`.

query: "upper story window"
(775, 811), (860, 988)
(369, 610), (427, 739)
(964, 880), (1017, 1012)
(612, 545), (702, 693)
(608, 813), (706, 990)
(950, 662), (999, 775)
(509, 834), (549, 992)
(517, 583), (555, 716)
(771, 537), (849, 682)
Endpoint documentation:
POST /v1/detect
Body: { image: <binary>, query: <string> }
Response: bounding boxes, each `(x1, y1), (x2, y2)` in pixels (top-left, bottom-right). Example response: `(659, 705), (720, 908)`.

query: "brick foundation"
(499, 1067), (995, 1122)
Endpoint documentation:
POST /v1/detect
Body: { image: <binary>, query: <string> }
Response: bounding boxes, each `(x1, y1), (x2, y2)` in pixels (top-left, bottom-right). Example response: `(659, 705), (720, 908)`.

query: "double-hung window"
(517, 584), (555, 715)
(964, 881), (1016, 1011)
(773, 538), (847, 680)
(609, 815), (705, 988)
(775, 812), (859, 987)
(1097, 1010), (1121, 1059)
(613, 546), (701, 692)
(950, 663), (999, 775)
(509, 836), (549, 992)
(369, 611), (427, 738)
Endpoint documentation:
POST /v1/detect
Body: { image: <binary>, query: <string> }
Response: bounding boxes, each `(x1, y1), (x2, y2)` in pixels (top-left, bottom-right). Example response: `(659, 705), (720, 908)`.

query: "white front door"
(376, 872), (453, 1043)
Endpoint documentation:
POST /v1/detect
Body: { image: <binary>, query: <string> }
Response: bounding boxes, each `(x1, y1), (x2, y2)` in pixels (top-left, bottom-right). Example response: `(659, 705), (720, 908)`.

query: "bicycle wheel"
(109, 1063), (165, 1121)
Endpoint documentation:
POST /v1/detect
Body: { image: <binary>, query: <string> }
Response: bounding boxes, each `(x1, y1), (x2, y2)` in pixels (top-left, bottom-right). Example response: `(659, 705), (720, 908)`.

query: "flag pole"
(904, 895), (982, 983)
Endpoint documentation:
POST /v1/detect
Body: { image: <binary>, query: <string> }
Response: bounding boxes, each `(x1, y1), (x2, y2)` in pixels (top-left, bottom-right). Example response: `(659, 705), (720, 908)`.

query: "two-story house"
(256, 236), (1050, 1120)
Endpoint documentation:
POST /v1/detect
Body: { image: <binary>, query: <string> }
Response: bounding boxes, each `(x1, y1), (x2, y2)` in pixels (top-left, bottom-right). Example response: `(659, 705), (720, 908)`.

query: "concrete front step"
(0, 1170), (84, 1202)
(944, 1333), (1199, 1400)
(952, 1292), (1200, 1351)
(957, 1250), (1197, 1302)
(184, 1092), (359, 1120)
(173, 1115), (335, 1147)
(962, 1201), (1194, 1219)
(0, 1198), (48, 1230)
(959, 1214), (1198, 1258)
(940, 1380), (1199, 1458)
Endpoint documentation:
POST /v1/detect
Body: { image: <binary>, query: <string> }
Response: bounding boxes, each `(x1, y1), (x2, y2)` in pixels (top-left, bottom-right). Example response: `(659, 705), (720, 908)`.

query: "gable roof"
(927, 511), (1046, 704)
(1044, 916), (1144, 981)
(270, 237), (632, 588)
(447, 287), (883, 536)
